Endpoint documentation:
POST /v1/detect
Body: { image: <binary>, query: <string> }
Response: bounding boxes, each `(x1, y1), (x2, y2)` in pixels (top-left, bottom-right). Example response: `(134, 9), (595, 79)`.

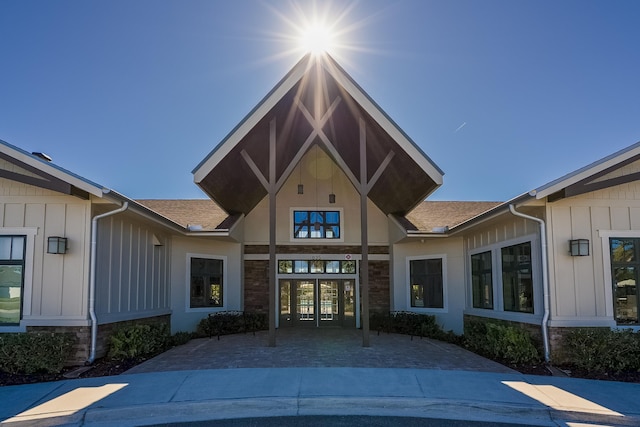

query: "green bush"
(0, 333), (73, 374)
(370, 311), (453, 341)
(465, 320), (540, 365)
(563, 328), (640, 374)
(108, 323), (170, 361)
(196, 311), (268, 338)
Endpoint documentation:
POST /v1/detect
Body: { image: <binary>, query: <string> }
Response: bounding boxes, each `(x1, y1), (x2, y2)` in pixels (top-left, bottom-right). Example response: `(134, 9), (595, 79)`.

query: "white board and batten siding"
(94, 212), (171, 324)
(0, 178), (91, 328)
(547, 178), (640, 328)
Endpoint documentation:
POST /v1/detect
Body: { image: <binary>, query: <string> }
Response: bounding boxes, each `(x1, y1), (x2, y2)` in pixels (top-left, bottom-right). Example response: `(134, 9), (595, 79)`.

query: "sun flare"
(256, 0), (386, 72)
(299, 24), (334, 55)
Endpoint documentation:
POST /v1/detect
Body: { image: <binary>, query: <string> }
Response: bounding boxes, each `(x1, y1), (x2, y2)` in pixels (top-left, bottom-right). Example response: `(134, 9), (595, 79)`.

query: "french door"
(279, 279), (355, 328)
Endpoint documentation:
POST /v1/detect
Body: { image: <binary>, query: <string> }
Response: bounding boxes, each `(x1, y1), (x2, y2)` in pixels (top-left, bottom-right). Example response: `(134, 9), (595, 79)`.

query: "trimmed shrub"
(170, 331), (195, 347)
(196, 311), (268, 338)
(370, 311), (454, 341)
(108, 323), (170, 361)
(563, 328), (640, 374)
(465, 320), (540, 365)
(0, 333), (73, 374)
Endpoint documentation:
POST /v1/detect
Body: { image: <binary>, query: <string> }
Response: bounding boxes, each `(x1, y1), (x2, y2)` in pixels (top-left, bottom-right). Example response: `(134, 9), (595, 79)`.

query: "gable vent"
(32, 152), (52, 162)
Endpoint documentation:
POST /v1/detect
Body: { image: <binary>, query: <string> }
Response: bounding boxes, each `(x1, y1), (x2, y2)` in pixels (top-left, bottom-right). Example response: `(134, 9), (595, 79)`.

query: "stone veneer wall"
(244, 259), (269, 313)
(28, 314), (170, 366)
(244, 245), (389, 255)
(368, 260), (390, 313)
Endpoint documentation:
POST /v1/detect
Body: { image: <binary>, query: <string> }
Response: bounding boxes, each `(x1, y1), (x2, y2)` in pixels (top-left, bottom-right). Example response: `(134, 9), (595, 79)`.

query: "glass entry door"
(279, 279), (355, 327)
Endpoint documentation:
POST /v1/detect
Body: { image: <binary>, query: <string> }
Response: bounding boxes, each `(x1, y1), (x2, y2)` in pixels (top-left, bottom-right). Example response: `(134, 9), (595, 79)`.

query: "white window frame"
(185, 253), (227, 313)
(406, 254), (448, 313)
(0, 228), (37, 332)
(466, 234), (543, 323)
(599, 230), (640, 331)
(289, 207), (344, 243)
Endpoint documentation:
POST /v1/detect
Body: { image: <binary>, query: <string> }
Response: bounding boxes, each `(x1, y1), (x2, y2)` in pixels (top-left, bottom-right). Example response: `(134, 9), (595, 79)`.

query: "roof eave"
(534, 140), (640, 199)
(0, 138), (105, 197)
(192, 54), (313, 183)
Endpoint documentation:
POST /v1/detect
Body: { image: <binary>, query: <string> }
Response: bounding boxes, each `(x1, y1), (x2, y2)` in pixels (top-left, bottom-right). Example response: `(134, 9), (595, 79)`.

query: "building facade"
(1, 53), (639, 364)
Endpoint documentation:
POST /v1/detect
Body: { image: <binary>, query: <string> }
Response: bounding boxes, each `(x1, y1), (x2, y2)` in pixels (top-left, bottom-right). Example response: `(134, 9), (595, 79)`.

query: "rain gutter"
(509, 204), (551, 363)
(87, 201), (129, 364)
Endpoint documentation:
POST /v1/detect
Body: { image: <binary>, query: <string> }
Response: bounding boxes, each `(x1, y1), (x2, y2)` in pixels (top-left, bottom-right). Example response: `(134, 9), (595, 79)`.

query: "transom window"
(278, 260), (356, 274)
(293, 211), (340, 239)
(611, 238), (640, 325)
(189, 257), (223, 308)
(0, 236), (26, 325)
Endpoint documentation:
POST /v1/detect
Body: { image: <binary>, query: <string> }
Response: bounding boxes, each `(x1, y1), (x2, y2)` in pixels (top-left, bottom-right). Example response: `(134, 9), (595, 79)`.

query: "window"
(611, 238), (639, 325)
(189, 257), (223, 308)
(0, 236), (26, 325)
(293, 211), (340, 239)
(501, 242), (533, 313)
(410, 258), (443, 308)
(278, 259), (357, 275)
(471, 251), (493, 309)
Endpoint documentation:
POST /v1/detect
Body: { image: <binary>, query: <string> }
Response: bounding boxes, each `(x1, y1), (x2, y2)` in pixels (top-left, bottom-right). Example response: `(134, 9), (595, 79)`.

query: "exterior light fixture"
(47, 236), (68, 254)
(298, 184), (304, 194)
(569, 239), (589, 256)
(329, 193), (336, 203)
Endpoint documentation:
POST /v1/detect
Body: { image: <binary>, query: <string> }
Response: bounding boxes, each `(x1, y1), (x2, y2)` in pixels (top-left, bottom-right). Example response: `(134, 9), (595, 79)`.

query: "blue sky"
(1, 0), (639, 202)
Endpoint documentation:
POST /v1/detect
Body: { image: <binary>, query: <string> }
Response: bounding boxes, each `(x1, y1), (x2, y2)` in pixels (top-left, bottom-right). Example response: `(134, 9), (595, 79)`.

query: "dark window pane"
(190, 258), (223, 308)
(501, 242), (533, 313)
(293, 210), (340, 239)
(279, 260), (293, 274)
(611, 239), (635, 263)
(471, 251), (493, 309)
(410, 259), (443, 308)
(613, 266), (637, 324)
(294, 260), (309, 273)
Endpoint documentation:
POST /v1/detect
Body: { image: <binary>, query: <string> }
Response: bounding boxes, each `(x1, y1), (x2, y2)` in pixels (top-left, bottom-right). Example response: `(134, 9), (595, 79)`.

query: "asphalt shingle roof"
(404, 201), (502, 232)
(136, 199), (231, 230)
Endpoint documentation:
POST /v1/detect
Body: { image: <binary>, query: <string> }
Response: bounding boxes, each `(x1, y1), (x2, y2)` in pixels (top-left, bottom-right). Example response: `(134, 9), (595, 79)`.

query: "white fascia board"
(193, 60), (310, 184)
(0, 140), (105, 197)
(321, 61), (444, 186)
(534, 140), (640, 199)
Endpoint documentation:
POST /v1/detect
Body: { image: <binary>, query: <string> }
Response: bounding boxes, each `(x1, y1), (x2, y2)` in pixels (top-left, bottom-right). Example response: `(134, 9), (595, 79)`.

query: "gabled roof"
(414, 140), (640, 235)
(193, 53), (444, 216)
(0, 138), (106, 198)
(532, 140), (640, 201)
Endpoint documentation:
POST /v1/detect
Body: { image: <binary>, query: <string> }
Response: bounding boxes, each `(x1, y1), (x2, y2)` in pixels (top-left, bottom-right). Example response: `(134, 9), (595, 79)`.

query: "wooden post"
(268, 119), (277, 347)
(360, 117), (370, 347)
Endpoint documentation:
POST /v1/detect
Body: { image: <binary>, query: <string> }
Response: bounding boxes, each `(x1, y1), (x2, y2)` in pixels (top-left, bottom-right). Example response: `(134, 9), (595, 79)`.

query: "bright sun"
(299, 24), (334, 55)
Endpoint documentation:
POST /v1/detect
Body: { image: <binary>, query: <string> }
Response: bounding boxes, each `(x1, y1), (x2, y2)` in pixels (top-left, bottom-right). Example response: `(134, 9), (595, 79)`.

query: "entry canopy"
(193, 53), (443, 216)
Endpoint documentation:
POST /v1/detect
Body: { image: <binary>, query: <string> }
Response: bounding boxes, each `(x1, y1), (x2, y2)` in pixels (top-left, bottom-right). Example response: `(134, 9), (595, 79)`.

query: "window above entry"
(292, 210), (341, 240)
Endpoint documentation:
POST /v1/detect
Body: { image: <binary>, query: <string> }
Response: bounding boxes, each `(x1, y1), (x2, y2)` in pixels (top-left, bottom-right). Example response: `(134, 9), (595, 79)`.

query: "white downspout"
(509, 204), (551, 364)
(87, 202), (129, 364)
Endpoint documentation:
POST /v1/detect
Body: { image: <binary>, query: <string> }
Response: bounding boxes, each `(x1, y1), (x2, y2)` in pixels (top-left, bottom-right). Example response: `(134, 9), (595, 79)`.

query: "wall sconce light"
(329, 193), (336, 204)
(569, 239), (589, 256)
(297, 184), (304, 194)
(47, 236), (68, 254)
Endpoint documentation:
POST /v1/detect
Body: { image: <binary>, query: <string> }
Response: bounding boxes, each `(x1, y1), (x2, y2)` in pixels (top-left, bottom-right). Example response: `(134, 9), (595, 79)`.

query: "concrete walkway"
(2, 330), (640, 426)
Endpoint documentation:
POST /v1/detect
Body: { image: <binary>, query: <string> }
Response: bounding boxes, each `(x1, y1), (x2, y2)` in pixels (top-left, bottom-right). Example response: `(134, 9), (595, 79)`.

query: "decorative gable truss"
(547, 153), (640, 202)
(0, 151), (90, 199)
